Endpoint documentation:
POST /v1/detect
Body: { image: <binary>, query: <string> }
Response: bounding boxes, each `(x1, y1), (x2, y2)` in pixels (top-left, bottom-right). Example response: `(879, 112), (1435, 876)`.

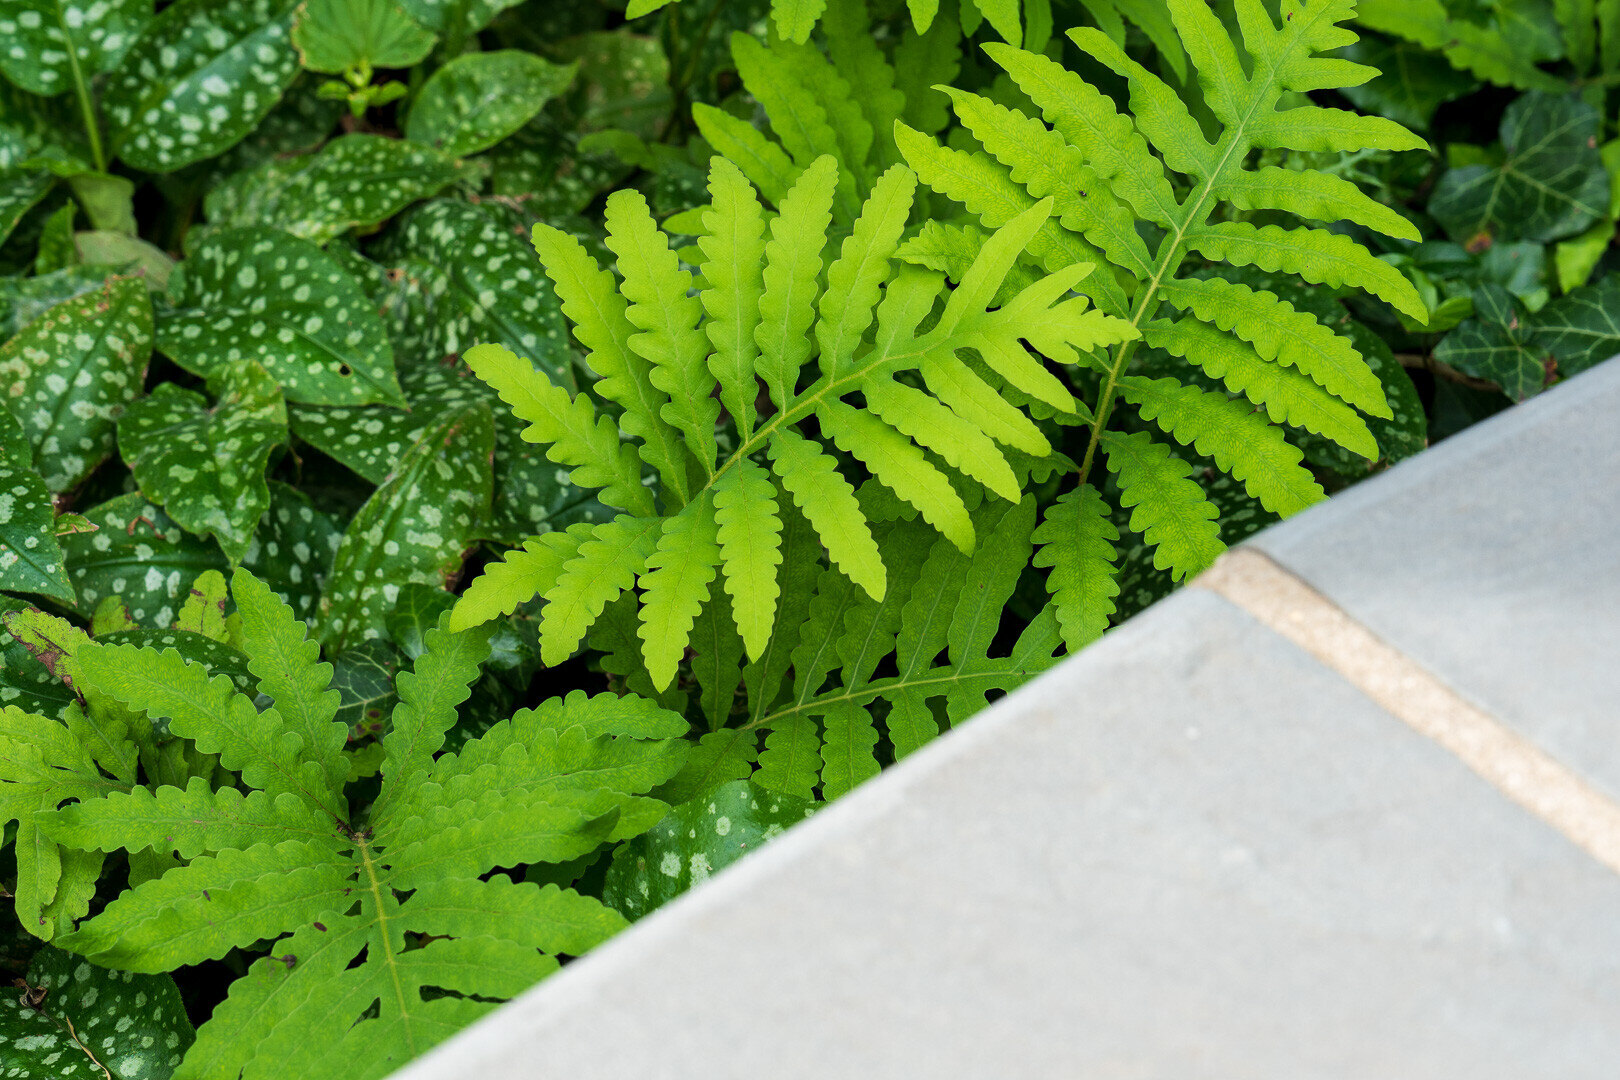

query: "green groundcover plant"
(0, 0), (1616, 1074)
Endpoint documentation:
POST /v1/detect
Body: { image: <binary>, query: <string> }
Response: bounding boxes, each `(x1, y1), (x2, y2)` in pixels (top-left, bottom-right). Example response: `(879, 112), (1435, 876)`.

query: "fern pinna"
(450, 156), (1134, 689)
(28, 568), (686, 1078)
(894, 0), (1428, 650)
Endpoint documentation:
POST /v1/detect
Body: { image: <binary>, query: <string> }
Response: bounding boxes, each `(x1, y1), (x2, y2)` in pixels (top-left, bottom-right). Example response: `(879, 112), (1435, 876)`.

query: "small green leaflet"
(367, 199), (573, 378)
(602, 779), (816, 920)
(241, 481), (340, 621)
(0, 945), (194, 1079)
(0, 0), (150, 97)
(104, 0), (302, 173)
(203, 132), (470, 244)
(0, 410), (73, 602)
(1430, 92), (1612, 245)
(59, 494), (227, 625)
(158, 226), (404, 406)
(291, 0), (436, 74)
(405, 50), (576, 158)
(118, 363), (288, 563)
(317, 401), (493, 651)
(0, 275), (152, 492)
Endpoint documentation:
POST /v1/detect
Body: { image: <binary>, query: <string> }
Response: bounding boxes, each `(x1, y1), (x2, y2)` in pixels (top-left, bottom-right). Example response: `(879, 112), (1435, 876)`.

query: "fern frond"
(1355, 0), (1568, 91)
(1118, 376), (1327, 517)
(75, 644), (344, 820)
(1101, 431), (1223, 582)
(605, 190), (719, 476)
(819, 702), (880, 799)
(819, 401), (974, 553)
(699, 158), (768, 440)
(754, 717), (821, 799)
(1214, 166), (1421, 242)
(463, 343), (654, 518)
(450, 527), (589, 632)
(767, 427), (886, 599)
(43, 779), (334, 859)
(1031, 486), (1120, 652)
(713, 458), (785, 661)
(400, 876), (627, 955)
(756, 155), (839, 410)
(817, 165), (916, 379)
(539, 515), (663, 667)
(638, 497), (722, 691)
(692, 103), (800, 206)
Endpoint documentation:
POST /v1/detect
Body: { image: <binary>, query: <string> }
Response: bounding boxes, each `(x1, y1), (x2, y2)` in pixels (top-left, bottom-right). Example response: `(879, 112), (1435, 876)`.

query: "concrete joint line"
(1196, 548), (1620, 878)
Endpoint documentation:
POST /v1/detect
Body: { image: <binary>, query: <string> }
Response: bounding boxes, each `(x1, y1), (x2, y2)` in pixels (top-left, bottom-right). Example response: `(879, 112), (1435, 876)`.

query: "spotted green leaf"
(368, 199), (573, 377)
(158, 226), (403, 406)
(405, 50), (576, 158)
(395, 0), (521, 34)
(291, 0), (436, 74)
(0, 266), (107, 339)
(97, 627), (254, 705)
(0, 411), (72, 603)
(58, 495), (226, 625)
(0, 945), (194, 1079)
(105, 0), (301, 173)
(0, 168), (52, 248)
(0, 596), (76, 716)
(317, 401), (493, 651)
(290, 363), (605, 542)
(0, 275), (151, 493)
(118, 364), (287, 563)
(202, 132), (469, 244)
(0, 0), (150, 97)
(487, 117), (628, 218)
(240, 480), (340, 621)
(1429, 92), (1611, 245)
(602, 779), (816, 920)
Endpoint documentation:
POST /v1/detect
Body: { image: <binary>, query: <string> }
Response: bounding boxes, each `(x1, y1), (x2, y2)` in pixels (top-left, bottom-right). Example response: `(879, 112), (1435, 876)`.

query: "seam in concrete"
(1196, 547), (1620, 878)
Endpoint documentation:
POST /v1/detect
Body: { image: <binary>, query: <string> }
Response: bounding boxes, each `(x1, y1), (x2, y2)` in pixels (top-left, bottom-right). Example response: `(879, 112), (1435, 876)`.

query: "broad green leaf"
(1533, 277), (1620, 380)
(1435, 285), (1549, 402)
(329, 639), (398, 733)
(158, 226), (404, 406)
(1430, 92), (1610, 245)
(405, 50), (576, 158)
(105, 0), (302, 173)
(292, 0), (436, 74)
(367, 199), (573, 381)
(0, 167), (52, 248)
(241, 481), (341, 622)
(0, 0), (150, 96)
(318, 402), (493, 651)
(60, 494), (226, 625)
(203, 132), (468, 244)
(602, 780), (816, 920)
(118, 364), (288, 564)
(0, 945), (194, 1078)
(0, 266), (108, 338)
(396, 0), (522, 34)
(0, 275), (151, 492)
(0, 411), (72, 602)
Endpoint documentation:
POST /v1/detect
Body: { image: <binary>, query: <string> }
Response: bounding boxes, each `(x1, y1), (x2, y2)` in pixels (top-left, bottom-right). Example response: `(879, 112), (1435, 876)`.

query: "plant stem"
(60, 21), (106, 173)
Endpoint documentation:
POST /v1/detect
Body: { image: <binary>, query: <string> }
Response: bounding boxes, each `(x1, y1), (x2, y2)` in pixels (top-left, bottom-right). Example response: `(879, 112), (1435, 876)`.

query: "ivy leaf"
(158, 226), (404, 406)
(0, 945), (194, 1078)
(1434, 284), (1550, 401)
(105, 0), (302, 173)
(317, 401), (494, 651)
(601, 779), (816, 921)
(0, 0), (150, 97)
(0, 275), (152, 493)
(1430, 92), (1610, 245)
(405, 50), (575, 158)
(367, 199), (573, 378)
(118, 364), (288, 563)
(330, 639), (399, 735)
(203, 132), (469, 244)
(240, 480), (340, 622)
(291, 0), (436, 74)
(1531, 276), (1620, 380)
(0, 411), (73, 603)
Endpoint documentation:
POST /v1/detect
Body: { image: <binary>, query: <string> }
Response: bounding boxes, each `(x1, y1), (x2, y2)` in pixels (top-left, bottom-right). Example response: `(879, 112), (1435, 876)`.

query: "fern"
(451, 154), (1135, 690)
(631, 0), (1033, 49)
(896, 0), (1427, 644)
(31, 567), (687, 1079)
(1355, 0), (1572, 89)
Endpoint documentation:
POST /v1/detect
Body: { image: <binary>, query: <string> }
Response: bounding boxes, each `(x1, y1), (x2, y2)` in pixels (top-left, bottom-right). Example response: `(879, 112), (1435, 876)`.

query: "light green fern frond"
(455, 157), (1135, 691)
(898, 0), (1426, 620)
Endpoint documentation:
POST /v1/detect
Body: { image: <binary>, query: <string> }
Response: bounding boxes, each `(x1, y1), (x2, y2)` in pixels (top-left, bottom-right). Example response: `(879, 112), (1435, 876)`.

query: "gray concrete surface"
(1252, 360), (1620, 801)
(393, 359), (1620, 1079)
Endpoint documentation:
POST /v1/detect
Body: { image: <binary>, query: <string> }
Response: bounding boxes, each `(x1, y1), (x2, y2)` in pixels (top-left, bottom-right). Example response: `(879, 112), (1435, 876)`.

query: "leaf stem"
(59, 18), (107, 173)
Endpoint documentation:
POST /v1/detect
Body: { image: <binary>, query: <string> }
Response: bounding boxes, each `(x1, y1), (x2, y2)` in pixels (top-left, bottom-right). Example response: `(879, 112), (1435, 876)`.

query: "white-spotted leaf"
(405, 49), (576, 158)
(0, 0), (150, 96)
(0, 411), (73, 602)
(158, 226), (404, 405)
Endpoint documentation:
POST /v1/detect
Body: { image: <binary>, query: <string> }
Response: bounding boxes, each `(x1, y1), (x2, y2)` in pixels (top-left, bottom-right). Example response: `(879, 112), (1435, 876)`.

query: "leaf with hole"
(158, 226), (403, 406)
